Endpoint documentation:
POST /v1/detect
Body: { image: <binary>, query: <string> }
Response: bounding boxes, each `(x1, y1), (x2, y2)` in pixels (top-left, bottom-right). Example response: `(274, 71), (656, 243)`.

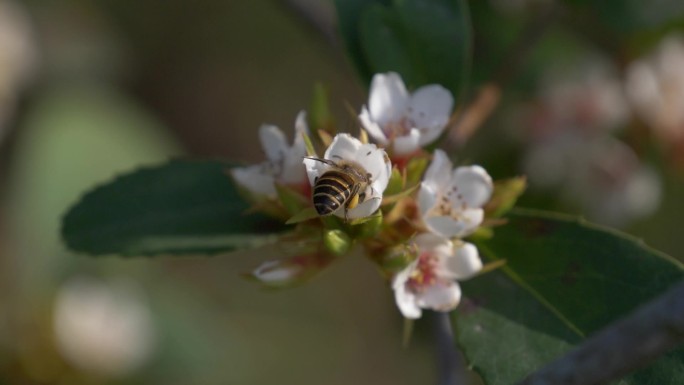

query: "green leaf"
(563, 0), (684, 35)
(455, 209), (684, 384)
(333, 0), (391, 84)
(62, 160), (285, 256)
(335, 0), (472, 100)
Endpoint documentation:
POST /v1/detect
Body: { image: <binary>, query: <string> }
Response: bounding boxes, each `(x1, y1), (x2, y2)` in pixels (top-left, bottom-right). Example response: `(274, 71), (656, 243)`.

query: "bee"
(306, 156), (374, 221)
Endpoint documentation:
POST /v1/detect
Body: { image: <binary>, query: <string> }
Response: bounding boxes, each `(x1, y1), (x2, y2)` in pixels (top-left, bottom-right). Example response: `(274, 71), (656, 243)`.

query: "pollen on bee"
(347, 193), (360, 209)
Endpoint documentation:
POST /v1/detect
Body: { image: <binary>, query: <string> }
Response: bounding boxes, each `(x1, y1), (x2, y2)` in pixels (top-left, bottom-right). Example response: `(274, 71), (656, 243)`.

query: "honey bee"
(306, 156), (373, 220)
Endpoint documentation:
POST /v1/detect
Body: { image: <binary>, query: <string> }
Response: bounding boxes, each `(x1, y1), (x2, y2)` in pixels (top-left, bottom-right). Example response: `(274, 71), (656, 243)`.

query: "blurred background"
(0, 0), (682, 384)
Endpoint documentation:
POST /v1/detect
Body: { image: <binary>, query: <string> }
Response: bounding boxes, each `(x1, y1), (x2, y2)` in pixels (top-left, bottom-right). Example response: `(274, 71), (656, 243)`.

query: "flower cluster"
(231, 72), (515, 319)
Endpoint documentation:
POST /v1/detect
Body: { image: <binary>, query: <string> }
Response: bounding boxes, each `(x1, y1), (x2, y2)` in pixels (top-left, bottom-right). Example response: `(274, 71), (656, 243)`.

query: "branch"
(519, 280), (684, 385)
(433, 311), (470, 385)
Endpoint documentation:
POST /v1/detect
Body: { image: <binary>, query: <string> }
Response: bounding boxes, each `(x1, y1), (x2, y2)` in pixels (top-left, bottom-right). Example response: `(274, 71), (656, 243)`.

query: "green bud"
(323, 229), (352, 256)
(351, 210), (383, 239)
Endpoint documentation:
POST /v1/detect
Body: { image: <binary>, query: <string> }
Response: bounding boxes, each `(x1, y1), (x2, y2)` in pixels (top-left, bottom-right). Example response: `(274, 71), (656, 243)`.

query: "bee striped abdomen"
(313, 171), (357, 216)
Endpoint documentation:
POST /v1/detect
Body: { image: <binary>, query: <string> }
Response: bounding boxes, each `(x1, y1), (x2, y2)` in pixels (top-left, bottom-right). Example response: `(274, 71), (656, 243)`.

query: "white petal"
(392, 261), (422, 319)
(303, 157), (327, 187)
(335, 195), (381, 220)
(442, 242), (482, 280)
(424, 216), (469, 238)
(424, 208), (483, 238)
(392, 259), (418, 290)
(394, 284), (422, 319)
(253, 260), (302, 284)
(280, 113), (309, 185)
(259, 124), (288, 162)
(392, 128), (422, 155)
(413, 232), (452, 253)
(294, 110), (309, 136)
(324, 133), (362, 162)
(408, 84), (454, 145)
(451, 165), (493, 208)
(356, 142), (391, 192)
(417, 182), (438, 216)
(231, 165), (276, 197)
(359, 106), (389, 145)
(415, 282), (461, 312)
(424, 149), (453, 191)
(368, 72), (410, 125)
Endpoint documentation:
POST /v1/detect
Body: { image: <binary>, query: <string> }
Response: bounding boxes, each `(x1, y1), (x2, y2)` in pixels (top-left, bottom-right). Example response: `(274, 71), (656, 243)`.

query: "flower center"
(428, 184), (469, 220)
(261, 153), (285, 178)
(406, 252), (442, 292)
(382, 115), (415, 139)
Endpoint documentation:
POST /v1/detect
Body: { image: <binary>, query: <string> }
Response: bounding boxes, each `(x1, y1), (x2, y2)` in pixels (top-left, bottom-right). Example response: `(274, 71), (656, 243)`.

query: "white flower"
(53, 277), (156, 377)
(359, 72), (454, 156)
(626, 34), (684, 142)
(418, 149), (493, 238)
(393, 233), (482, 319)
(525, 135), (661, 227)
(303, 133), (391, 220)
(252, 259), (303, 285)
(230, 111), (309, 198)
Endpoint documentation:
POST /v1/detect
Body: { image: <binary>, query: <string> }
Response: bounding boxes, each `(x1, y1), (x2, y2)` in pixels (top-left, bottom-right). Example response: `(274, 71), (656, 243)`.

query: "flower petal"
(451, 165), (493, 208)
(359, 106), (389, 145)
(303, 157), (326, 187)
(358, 145), (391, 194)
(413, 233), (451, 254)
(424, 216), (469, 238)
(253, 260), (302, 284)
(337, 194), (382, 220)
(368, 72), (410, 125)
(392, 260), (422, 319)
(394, 284), (422, 319)
(417, 182), (438, 217)
(231, 165), (276, 197)
(424, 149), (453, 192)
(324, 133), (362, 162)
(424, 208), (483, 238)
(280, 112), (309, 184)
(259, 124), (288, 163)
(442, 242), (482, 280)
(408, 84), (454, 145)
(392, 128), (421, 155)
(415, 282), (461, 312)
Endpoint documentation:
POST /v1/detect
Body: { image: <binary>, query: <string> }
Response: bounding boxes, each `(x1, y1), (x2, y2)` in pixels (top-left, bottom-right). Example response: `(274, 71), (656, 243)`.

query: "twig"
(433, 311), (469, 385)
(519, 280), (684, 385)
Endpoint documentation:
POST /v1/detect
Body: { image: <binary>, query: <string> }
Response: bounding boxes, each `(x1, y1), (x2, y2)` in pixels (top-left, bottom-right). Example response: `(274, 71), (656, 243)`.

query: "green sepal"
(285, 207), (320, 225)
(382, 183), (419, 206)
(301, 131), (318, 158)
(484, 176), (527, 218)
(275, 183), (309, 217)
(384, 167), (405, 196)
(405, 156), (429, 186)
